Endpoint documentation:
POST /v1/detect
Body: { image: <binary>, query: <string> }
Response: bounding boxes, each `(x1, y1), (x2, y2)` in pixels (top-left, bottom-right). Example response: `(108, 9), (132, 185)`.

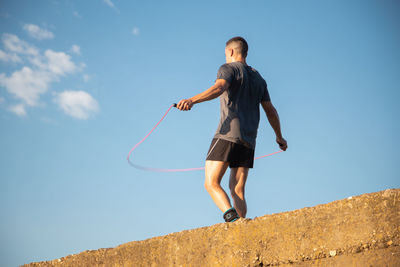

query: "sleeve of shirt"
(261, 80), (271, 102)
(216, 64), (235, 84)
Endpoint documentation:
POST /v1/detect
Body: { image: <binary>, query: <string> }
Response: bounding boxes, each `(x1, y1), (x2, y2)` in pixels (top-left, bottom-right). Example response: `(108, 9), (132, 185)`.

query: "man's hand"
(276, 137), (288, 151)
(176, 99), (193, 111)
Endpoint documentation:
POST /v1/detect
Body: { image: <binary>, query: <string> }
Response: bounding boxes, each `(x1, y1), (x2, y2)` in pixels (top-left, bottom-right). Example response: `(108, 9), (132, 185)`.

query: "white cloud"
(0, 34), (91, 118)
(0, 48), (79, 108)
(2, 33), (38, 56)
(0, 67), (52, 106)
(0, 96), (4, 103)
(71, 44), (80, 55)
(132, 27), (140, 36)
(55, 90), (99, 119)
(104, 0), (115, 8)
(23, 24), (54, 40)
(0, 49), (22, 63)
(28, 49), (80, 76)
(103, 0), (119, 13)
(9, 103), (27, 117)
(45, 50), (78, 76)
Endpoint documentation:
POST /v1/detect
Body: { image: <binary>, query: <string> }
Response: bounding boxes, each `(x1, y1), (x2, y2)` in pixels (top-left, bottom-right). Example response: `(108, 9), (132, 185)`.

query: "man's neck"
(230, 57), (247, 65)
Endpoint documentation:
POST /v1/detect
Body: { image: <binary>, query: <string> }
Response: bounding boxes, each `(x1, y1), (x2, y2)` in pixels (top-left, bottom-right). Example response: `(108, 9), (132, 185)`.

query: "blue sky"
(1, 0), (399, 266)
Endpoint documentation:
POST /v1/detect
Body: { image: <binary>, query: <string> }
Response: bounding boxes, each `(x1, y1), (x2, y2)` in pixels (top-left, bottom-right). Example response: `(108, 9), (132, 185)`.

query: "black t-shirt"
(214, 62), (270, 149)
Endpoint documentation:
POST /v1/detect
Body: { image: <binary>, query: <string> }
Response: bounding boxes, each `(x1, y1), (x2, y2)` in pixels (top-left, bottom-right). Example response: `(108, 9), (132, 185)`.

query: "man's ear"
(229, 48), (234, 57)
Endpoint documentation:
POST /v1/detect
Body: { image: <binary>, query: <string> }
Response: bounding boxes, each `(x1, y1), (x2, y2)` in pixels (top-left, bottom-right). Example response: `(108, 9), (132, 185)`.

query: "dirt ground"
(24, 188), (400, 267)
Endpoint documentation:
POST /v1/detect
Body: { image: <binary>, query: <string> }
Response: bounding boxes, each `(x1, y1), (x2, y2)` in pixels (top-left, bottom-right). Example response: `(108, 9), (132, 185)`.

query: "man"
(176, 37), (287, 222)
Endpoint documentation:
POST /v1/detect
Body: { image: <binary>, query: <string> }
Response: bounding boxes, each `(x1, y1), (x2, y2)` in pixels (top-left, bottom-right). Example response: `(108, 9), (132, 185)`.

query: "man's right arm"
(261, 100), (288, 151)
(176, 79), (229, 111)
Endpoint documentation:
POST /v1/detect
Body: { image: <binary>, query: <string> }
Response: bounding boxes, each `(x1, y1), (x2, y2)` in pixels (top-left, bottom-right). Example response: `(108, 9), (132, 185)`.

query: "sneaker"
(223, 208), (239, 222)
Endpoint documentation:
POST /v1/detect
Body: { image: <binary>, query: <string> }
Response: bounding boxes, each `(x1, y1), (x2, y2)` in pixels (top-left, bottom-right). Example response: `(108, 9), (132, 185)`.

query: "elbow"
(218, 86), (226, 95)
(265, 106), (277, 118)
(265, 102), (276, 115)
(214, 85), (225, 96)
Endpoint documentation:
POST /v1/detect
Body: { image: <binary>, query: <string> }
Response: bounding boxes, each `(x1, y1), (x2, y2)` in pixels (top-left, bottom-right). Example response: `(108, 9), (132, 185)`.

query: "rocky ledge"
(24, 188), (400, 266)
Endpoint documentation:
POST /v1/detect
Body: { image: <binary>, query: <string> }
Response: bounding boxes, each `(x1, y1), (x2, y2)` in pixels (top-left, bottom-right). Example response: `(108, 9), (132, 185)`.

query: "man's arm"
(261, 100), (288, 151)
(176, 79), (229, 111)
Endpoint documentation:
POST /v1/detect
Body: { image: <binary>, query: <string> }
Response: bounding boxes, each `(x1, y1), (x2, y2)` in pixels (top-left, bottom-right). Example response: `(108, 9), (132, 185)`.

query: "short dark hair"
(226, 36), (248, 57)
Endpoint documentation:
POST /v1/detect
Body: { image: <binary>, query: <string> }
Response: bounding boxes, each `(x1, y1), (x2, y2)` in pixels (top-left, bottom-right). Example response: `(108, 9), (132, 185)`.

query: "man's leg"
(229, 167), (249, 218)
(204, 160), (232, 213)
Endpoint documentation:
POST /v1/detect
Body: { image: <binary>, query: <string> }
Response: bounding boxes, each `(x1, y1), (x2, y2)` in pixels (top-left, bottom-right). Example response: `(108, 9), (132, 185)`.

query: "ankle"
(223, 207), (239, 222)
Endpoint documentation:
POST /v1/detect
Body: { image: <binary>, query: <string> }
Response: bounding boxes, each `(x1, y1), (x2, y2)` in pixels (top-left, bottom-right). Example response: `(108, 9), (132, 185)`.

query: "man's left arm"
(176, 79), (230, 111)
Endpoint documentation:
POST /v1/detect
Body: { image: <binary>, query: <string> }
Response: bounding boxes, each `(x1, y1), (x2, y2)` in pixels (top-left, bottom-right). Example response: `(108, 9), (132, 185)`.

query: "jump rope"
(127, 103), (283, 172)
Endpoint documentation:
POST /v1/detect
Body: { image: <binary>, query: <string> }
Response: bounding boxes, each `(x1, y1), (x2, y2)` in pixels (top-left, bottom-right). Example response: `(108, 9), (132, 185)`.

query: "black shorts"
(206, 138), (255, 168)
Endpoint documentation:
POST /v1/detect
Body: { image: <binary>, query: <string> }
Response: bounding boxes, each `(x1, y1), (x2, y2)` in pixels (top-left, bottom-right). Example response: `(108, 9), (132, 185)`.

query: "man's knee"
(204, 181), (211, 192)
(230, 184), (245, 198)
(204, 180), (220, 192)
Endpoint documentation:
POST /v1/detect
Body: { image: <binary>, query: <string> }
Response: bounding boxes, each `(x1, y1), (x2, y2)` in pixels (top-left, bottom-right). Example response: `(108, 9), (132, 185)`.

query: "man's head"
(225, 36), (248, 63)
